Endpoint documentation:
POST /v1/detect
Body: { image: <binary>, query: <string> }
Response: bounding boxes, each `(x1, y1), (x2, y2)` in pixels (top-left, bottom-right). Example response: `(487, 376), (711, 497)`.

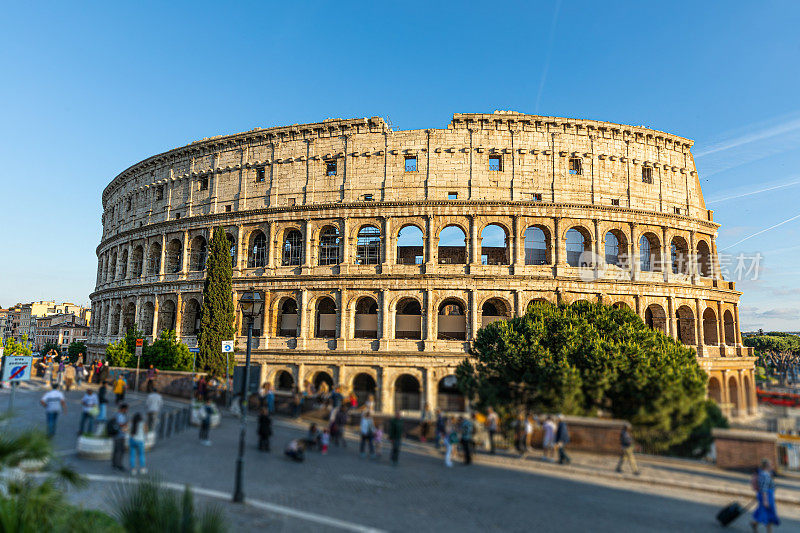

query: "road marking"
(81, 473), (386, 533)
(340, 474), (391, 488)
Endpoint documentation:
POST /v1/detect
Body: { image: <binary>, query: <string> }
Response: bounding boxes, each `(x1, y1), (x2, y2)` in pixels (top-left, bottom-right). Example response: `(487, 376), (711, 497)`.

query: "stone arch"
(438, 297), (467, 340)
(282, 229), (303, 266)
(645, 303), (667, 333)
(524, 225), (551, 265)
(274, 369), (295, 391)
(708, 376), (722, 405)
(604, 229), (629, 267)
(481, 297), (512, 327)
(703, 307), (719, 345)
(140, 301), (155, 335)
(314, 296), (337, 338)
(724, 310), (735, 345)
(352, 372), (377, 406)
(438, 374), (465, 411)
(396, 224), (424, 265)
(638, 232), (661, 272)
(147, 242), (161, 275)
(318, 225), (341, 266)
(565, 226), (592, 267)
(526, 298), (552, 314)
(354, 296), (378, 339)
(110, 304), (121, 335)
(189, 235), (207, 271)
(312, 370), (334, 393)
(165, 238), (182, 273)
(480, 223), (509, 265)
(109, 251), (118, 281)
(277, 297), (298, 337)
(248, 230), (268, 268)
(728, 375), (740, 417)
(226, 233), (236, 267)
(670, 236), (690, 275)
(395, 297), (422, 339)
(158, 298), (177, 333)
(355, 225), (381, 265)
(696, 240), (712, 277)
(120, 248), (128, 279)
(612, 301), (631, 310)
(132, 245), (144, 277)
(182, 298), (201, 336)
(123, 302), (136, 333)
(438, 225), (467, 265)
(676, 305), (696, 345)
(394, 374), (421, 411)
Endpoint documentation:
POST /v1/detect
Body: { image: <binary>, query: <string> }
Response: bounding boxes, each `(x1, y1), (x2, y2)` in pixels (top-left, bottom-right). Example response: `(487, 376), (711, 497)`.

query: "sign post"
(189, 347), (200, 377)
(134, 339), (143, 393)
(222, 340), (234, 406)
(2, 355), (32, 412)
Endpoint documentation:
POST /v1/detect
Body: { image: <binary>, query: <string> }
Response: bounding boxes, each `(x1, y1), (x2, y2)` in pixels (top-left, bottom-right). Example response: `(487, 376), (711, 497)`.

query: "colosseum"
(88, 111), (756, 419)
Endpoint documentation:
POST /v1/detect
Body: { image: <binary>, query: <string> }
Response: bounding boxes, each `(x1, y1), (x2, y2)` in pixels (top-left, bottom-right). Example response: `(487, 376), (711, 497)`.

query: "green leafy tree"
(197, 227), (235, 378)
(457, 301), (709, 452)
(67, 341), (88, 363)
(668, 399), (729, 458)
(744, 333), (800, 385)
(3, 336), (33, 357)
(105, 338), (132, 368)
(146, 330), (193, 371)
(41, 341), (61, 358)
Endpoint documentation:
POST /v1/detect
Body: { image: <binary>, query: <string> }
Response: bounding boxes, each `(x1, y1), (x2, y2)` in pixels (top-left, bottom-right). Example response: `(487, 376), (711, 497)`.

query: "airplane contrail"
(695, 114), (800, 157)
(535, 0), (562, 114)
(721, 211), (800, 250)
(707, 178), (800, 204)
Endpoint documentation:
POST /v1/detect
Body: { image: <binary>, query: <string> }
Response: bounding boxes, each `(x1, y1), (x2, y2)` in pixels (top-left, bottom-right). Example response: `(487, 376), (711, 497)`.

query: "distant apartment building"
(34, 313), (89, 353)
(4, 302), (91, 347)
(0, 309), (8, 341)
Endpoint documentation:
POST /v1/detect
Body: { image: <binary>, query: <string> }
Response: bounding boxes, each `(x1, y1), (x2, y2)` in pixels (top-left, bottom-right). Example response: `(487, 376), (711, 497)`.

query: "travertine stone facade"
(88, 111), (756, 418)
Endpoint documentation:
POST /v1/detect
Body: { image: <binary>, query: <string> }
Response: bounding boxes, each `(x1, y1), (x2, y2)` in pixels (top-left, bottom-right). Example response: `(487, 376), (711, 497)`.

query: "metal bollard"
(157, 413), (165, 440)
(166, 413), (173, 438)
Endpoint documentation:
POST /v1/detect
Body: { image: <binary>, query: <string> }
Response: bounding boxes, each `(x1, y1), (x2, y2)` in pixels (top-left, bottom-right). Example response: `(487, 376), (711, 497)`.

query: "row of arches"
(99, 298), (202, 337)
(100, 236), (210, 283)
(707, 373), (755, 417)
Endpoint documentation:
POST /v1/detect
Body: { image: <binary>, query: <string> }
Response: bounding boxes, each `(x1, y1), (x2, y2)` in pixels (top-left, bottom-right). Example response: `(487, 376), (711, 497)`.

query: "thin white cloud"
(534, 0), (562, 114)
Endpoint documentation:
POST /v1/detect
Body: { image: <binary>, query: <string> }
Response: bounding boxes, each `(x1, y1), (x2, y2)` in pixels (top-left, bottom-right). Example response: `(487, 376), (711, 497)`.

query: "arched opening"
(612, 301), (631, 311)
(438, 298), (466, 340)
(480, 224), (509, 265)
(676, 305), (696, 345)
(438, 226), (467, 264)
(318, 226), (341, 266)
(282, 229), (303, 266)
(524, 226), (550, 265)
(313, 371), (334, 392)
(166, 239), (182, 273)
(639, 233), (661, 272)
(527, 298), (551, 313)
(315, 297), (337, 338)
(723, 310), (735, 345)
(110, 305), (121, 335)
(123, 303), (136, 333)
(708, 377), (722, 405)
(481, 298), (511, 327)
(120, 249), (128, 279)
(182, 298), (201, 336)
(275, 370), (294, 392)
(132, 245), (144, 277)
(158, 299), (177, 333)
(109, 252), (117, 281)
(248, 231), (267, 268)
(395, 298), (422, 339)
(190, 236), (207, 271)
(147, 243), (161, 275)
(728, 376), (740, 417)
(140, 302), (155, 335)
(438, 375), (465, 412)
(604, 230), (628, 267)
(644, 304), (667, 333)
(354, 296), (378, 339)
(566, 227), (591, 267)
(396, 225), (424, 265)
(394, 374), (421, 411)
(227, 233), (236, 267)
(356, 225), (381, 265)
(352, 373), (377, 406)
(697, 240), (712, 277)
(278, 298), (298, 337)
(703, 307), (719, 345)
(743, 375), (753, 414)
(671, 236), (689, 275)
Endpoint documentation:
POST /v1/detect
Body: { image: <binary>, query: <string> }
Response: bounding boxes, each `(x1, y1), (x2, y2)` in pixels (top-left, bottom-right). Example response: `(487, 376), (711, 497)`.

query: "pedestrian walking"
(419, 406), (431, 442)
(321, 428), (330, 455)
(145, 383), (163, 431)
(331, 386), (343, 410)
(110, 403), (129, 471)
(57, 359), (65, 389)
(751, 458), (780, 532)
(64, 363), (75, 391)
(40, 384), (66, 438)
(524, 414), (536, 456)
(113, 374), (127, 405)
(555, 414), (571, 465)
(444, 418), (456, 467)
(359, 412), (376, 458)
(542, 415), (556, 461)
(389, 411), (404, 465)
(435, 408), (446, 450)
(79, 388), (98, 435)
(145, 364), (158, 390)
(615, 423), (640, 475)
(97, 381), (109, 424)
(199, 397), (213, 446)
(333, 406), (348, 447)
(266, 383), (275, 413)
(257, 407), (272, 452)
(460, 414), (475, 465)
(75, 362), (85, 387)
(486, 407), (499, 454)
(128, 413), (147, 475)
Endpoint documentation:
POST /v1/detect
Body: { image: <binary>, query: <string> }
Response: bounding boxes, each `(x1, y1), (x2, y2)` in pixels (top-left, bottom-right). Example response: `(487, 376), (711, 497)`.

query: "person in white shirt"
(145, 383), (163, 431)
(40, 384), (66, 438)
(79, 389), (98, 435)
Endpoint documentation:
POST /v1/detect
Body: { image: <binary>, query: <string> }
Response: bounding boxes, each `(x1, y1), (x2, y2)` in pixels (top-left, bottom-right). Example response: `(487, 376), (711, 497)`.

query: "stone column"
(261, 289), (271, 346)
(717, 301), (725, 349)
(689, 231), (698, 283)
(629, 222), (638, 281)
(424, 368), (436, 413)
(380, 289), (391, 344)
(469, 215), (480, 265)
(337, 288), (348, 350)
(512, 216), (523, 268)
(425, 289), (436, 341)
(341, 217), (351, 265)
(514, 289), (522, 318)
(382, 217), (392, 266)
(379, 368), (392, 414)
(469, 290), (479, 340)
(117, 301), (125, 338)
(710, 235), (719, 279)
(425, 215), (435, 266)
(134, 296), (142, 332)
(151, 297), (160, 341)
(667, 296), (676, 340)
(593, 219), (602, 278)
(303, 219), (312, 268)
(695, 298), (704, 351)
(125, 244), (134, 279)
(175, 293), (183, 340)
(733, 303), (743, 345)
(553, 217), (562, 265)
(181, 229), (190, 273)
(235, 225), (244, 271)
(661, 226), (670, 282)
(299, 289), (309, 348)
(158, 234), (166, 278)
(267, 222), (276, 269)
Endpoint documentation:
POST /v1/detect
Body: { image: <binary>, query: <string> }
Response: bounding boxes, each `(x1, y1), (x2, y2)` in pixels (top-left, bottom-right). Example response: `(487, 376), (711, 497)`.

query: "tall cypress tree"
(197, 226), (235, 377)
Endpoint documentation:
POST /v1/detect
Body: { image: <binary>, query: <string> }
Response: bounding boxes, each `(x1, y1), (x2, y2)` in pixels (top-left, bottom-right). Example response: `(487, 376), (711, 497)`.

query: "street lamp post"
(232, 287), (263, 504)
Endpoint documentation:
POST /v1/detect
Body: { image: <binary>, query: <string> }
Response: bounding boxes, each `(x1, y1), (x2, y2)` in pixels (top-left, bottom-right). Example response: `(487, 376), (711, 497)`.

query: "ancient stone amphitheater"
(88, 111), (756, 418)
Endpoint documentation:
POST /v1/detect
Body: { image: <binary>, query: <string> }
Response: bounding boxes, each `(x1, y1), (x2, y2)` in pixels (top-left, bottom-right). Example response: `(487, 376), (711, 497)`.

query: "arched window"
(166, 239), (182, 273)
(697, 241), (712, 277)
(703, 307), (718, 345)
(248, 231), (267, 268)
(132, 245), (144, 277)
(604, 231), (627, 267)
(724, 310), (735, 345)
(481, 298), (511, 327)
(671, 237), (689, 274)
(676, 305), (696, 345)
(438, 375), (465, 411)
(120, 249), (128, 279)
(644, 304), (667, 333)
(352, 373), (377, 406)
(566, 228), (590, 267)
(524, 226), (548, 265)
(395, 298), (422, 339)
(354, 297), (378, 338)
(639, 235), (651, 271)
(275, 371), (294, 391)
(315, 297), (337, 338)
(109, 252), (117, 281)
(394, 374), (421, 411)
(147, 243), (161, 275)
(438, 226), (466, 264)
(158, 300), (177, 333)
(397, 225), (424, 265)
(282, 229), (303, 266)
(438, 298), (466, 340)
(183, 298), (201, 336)
(110, 304), (121, 335)
(226, 234), (236, 267)
(190, 236), (207, 271)
(318, 226), (340, 266)
(480, 224), (509, 265)
(140, 302), (155, 335)
(356, 226), (381, 265)
(278, 298), (298, 337)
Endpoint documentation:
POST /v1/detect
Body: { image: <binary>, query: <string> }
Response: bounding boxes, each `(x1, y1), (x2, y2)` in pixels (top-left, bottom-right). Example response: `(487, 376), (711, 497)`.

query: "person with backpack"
(199, 397), (213, 446)
(110, 403), (129, 471)
(129, 413), (147, 475)
(616, 423), (640, 475)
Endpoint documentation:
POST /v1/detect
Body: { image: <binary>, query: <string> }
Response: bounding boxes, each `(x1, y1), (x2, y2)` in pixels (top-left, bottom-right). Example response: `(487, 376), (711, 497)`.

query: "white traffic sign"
(222, 340), (234, 353)
(2, 356), (33, 382)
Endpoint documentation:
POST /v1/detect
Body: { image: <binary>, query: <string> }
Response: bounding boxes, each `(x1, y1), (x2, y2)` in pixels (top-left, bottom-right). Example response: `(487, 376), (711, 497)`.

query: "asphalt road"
(3, 383), (798, 532)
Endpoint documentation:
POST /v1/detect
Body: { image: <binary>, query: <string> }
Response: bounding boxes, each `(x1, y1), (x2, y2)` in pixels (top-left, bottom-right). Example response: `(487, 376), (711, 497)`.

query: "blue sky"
(1, 1), (798, 331)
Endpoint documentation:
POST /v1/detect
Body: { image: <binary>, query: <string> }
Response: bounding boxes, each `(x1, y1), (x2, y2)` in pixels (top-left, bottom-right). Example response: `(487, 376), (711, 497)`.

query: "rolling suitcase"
(716, 499), (755, 527)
